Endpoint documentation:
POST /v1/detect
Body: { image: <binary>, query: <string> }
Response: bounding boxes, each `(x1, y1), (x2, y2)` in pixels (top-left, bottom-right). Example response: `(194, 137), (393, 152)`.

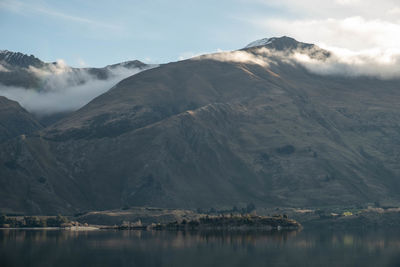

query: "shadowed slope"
(1, 37), (400, 214)
(0, 96), (42, 143)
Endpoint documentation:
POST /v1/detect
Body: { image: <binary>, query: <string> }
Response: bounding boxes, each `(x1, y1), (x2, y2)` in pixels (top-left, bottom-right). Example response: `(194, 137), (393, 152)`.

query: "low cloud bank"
(293, 47), (400, 79)
(194, 49), (272, 67)
(0, 62), (155, 116)
(195, 45), (400, 80)
(0, 65), (9, 72)
(2, 45), (399, 117)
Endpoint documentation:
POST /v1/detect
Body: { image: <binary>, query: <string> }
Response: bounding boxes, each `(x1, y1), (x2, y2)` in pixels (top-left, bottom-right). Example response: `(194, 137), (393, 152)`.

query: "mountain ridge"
(1, 37), (400, 214)
(0, 50), (44, 68)
(0, 96), (43, 143)
(0, 49), (149, 89)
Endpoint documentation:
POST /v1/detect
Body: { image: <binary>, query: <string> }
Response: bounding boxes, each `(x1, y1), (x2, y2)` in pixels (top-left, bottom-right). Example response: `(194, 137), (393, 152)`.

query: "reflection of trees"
(2, 228), (400, 251)
(125, 229), (301, 249)
(2, 229), (400, 267)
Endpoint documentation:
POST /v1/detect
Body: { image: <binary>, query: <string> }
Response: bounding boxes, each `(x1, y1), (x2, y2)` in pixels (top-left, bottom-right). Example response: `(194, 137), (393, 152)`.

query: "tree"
(46, 215), (69, 227)
(56, 215), (69, 224)
(24, 216), (43, 227)
(5, 217), (18, 227)
(46, 217), (59, 227)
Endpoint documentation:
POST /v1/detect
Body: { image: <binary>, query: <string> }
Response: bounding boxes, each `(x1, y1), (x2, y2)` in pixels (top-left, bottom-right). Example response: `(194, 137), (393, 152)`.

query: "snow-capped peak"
(244, 36), (301, 49)
(245, 38), (274, 48)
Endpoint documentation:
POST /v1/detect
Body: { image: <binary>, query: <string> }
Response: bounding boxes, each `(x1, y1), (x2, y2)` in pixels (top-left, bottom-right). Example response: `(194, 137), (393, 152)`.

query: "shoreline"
(0, 214), (301, 231)
(0, 226), (100, 231)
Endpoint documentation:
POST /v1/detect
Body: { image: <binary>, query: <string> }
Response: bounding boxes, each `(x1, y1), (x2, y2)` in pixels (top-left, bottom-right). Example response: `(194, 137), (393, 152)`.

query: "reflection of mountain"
(2, 228), (400, 267)
(2, 37), (400, 215)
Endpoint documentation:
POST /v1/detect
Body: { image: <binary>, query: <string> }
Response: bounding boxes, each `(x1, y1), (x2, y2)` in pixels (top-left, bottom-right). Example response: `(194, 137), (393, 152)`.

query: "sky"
(1, 0), (400, 67)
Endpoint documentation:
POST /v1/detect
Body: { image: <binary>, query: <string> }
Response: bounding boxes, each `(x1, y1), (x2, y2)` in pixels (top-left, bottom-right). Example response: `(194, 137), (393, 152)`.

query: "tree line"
(0, 215), (69, 228)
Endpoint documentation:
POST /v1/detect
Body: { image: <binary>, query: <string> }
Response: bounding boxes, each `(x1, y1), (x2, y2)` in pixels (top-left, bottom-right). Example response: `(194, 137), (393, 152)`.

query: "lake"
(1, 228), (400, 266)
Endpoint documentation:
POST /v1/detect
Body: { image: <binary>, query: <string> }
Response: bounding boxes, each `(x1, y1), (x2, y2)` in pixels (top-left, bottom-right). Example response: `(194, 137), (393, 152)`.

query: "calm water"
(1, 229), (400, 267)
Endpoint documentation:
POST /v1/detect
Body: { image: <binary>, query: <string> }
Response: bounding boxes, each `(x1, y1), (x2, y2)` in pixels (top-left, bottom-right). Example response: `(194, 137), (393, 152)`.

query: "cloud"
(292, 47), (400, 79)
(194, 44), (400, 79)
(178, 52), (205, 61)
(249, 0), (400, 21)
(77, 58), (87, 67)
(193, 50), (271, 67)
(239, 0), (400, 79)
(245, 16), (400, 52)
(178, 49), (224, 61)
(0, 65), (9, 72)
(239, 0), (400, 57)
(388, 7), (400, 16)
(0, 64), (155, 115)
(233, 0), (400, 79)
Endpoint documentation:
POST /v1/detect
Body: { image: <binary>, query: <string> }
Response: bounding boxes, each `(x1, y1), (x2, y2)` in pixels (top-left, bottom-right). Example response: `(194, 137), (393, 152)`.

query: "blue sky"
(1, 0), (400, 67)
(0, 0), (285, 67)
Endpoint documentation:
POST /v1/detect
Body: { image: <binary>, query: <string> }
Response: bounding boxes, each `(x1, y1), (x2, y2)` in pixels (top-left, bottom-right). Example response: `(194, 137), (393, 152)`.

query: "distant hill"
(0, 49), (148, 89)
(1, 37), (400, 215)
(0, 96), (42, 143)
(0, 50), (152, 126)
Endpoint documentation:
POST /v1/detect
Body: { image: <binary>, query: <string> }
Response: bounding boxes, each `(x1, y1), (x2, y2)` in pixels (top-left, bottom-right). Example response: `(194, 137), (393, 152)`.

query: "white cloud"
(0, 79), (121, 115)
(178, 49), (224, 61)
(193, 44), (400, 79)
(77, 58), (87, 67)
(387, 7), (400, 16)
(241, 0), (400, 54)
(249, 16), (400, 51)
(0, 65), (9, 72)
(240, 0), (400, 76)
(292, 48), (400, 79)
(194, 50), (271, 67)
(251, 0), (400, 21)
(0, 63), (156, 115)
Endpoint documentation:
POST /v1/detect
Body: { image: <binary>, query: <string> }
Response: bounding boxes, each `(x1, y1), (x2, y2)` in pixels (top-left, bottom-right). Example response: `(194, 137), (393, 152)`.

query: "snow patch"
(245, 38), (274, 48)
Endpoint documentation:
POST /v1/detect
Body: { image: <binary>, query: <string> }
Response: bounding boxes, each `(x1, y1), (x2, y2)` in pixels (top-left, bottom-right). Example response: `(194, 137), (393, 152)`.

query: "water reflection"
(1, 229), (400, 267)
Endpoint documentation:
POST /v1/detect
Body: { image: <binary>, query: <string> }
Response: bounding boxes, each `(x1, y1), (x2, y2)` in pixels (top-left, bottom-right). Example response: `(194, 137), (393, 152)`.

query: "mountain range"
(1, 36), (400, 215)
(0, 49), (148, 89)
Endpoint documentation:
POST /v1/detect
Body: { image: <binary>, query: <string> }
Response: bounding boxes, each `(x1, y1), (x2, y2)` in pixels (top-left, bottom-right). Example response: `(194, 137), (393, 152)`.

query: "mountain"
(1, 36), (400, 215)
(0, 51), (43, 88)
(0, 96), (42, 143)
(244, 36), (331, 59)
(0, 50), (153, 126)
(244, 36), (314, 50)
(0, 49), (149, 89)
(0, 50), (44, 68)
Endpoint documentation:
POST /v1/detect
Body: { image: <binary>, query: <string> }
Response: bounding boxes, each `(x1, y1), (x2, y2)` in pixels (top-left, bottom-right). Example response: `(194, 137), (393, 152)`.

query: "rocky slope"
(0, 50), (151, 125)
(0, 96), (42, 143)
(1, 37), (400, 215)
(0, 49), (148, 89)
